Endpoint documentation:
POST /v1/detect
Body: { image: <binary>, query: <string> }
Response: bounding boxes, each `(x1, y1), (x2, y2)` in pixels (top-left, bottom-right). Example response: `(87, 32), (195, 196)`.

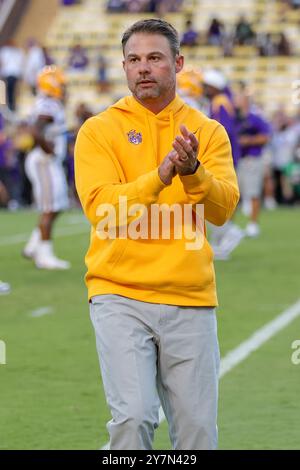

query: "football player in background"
(234, 87), (272, 237)
(202, 69), (244, 259)
(0, 79), (11, 293)
(23, 66), (70, 269)
(177, 67), (204, 111)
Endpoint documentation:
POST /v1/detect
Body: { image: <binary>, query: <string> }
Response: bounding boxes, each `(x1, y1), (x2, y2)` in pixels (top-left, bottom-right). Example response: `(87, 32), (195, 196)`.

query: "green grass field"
(0, 207), (300, 450)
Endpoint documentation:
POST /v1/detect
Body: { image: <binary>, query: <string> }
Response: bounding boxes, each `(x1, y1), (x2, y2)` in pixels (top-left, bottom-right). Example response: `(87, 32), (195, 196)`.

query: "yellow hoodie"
(75, 94), (239, 306)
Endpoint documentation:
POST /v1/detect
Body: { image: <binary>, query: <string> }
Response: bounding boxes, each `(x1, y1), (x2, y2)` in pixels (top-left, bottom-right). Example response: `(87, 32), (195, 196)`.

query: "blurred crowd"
(280, 0), (300, 10)
(0, 38), (109, 112)
(1, 0), (300, 214)
(0, 15), (295, 113)
(0, 39), (55, 112)
(1, 1), (296, 114)
(61, 0), (300, 11)
(180, 16), (294, 57)
(107, 0), (183, 13)
(1, 72), (300, 214)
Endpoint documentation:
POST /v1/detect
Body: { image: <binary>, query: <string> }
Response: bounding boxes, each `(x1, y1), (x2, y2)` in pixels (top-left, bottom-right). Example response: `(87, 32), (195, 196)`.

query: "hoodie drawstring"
(169, 112), (175, 151)
(144, 110), (175, 165)
(145, 113), (157, 165)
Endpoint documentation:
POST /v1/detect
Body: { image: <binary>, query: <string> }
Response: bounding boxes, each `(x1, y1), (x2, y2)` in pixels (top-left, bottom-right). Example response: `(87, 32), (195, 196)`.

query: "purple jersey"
(236, 106), (272, 158)
(181, 29), (198, 46)
(209, 93), (240, 166)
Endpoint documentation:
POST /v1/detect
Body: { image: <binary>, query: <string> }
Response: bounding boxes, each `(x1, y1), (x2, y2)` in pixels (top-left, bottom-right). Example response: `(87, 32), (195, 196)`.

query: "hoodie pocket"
(107, 237), (215, 290)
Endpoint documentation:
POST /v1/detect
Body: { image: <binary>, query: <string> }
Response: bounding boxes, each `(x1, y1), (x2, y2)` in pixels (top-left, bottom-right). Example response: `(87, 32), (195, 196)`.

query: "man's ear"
(122, 60), (125, 71)
(175, 55), (184, 74)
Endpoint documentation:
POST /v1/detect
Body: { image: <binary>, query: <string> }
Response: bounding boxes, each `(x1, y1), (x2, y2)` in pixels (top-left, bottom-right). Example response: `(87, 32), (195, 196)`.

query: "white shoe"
(35, 255), (71, 270)
(211, 224), (244, 260)
(242, 199), (252, 217)
(23, 246), (37, 259)
(212, 247), (230, 261)
(245, 222), (260, 238)
(0, 280), (11, 295)
(219, 224), (245, 251)
(23, 228), (41, 259)
(34, 240), (71, 270)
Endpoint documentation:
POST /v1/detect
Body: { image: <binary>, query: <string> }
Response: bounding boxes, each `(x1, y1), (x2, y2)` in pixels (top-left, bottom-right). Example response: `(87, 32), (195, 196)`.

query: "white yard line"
(0, 224), (89, 247)
(219, 299), (300, 377)
(64, 215), (88, 225)
(101, 298), (300, 450)
(29, 306), (54, 318)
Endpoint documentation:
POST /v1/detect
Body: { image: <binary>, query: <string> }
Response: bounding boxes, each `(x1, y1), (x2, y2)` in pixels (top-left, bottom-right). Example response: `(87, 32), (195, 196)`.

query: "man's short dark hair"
(122, 19), (180, 58)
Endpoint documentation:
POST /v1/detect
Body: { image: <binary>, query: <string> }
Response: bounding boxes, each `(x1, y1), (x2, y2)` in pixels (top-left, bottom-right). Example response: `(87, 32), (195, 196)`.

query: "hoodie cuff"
(136, 168), (167, 204)
(179, 164), (208, 192)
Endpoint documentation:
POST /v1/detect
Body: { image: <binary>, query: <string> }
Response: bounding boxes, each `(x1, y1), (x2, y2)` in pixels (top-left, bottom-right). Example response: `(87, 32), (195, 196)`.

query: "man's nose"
(138, 58), (151, 74)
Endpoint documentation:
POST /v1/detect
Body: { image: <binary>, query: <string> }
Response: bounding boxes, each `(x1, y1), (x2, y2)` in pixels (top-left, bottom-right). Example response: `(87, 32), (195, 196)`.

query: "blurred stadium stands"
(0, 0), (300, 210)
(1, 0), (298, 120)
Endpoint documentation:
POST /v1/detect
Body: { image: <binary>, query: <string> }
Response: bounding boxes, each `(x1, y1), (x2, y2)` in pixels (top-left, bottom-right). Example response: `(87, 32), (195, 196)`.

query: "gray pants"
(90, 294), (220, 450)
(237, 156), (264, 199)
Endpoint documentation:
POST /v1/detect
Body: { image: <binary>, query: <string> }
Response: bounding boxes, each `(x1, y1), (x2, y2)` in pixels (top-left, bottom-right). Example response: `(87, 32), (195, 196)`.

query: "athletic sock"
(23, 228), (41, 255)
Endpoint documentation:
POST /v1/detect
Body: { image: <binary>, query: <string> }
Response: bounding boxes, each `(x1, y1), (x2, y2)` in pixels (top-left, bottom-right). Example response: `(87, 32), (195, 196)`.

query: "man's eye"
(129, 58), (138, 63)
(150, 56), (160, 61)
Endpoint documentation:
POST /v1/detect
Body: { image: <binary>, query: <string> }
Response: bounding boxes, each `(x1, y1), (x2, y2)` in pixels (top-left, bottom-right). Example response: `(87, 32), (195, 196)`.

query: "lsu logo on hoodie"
(127, 129), (142, 145)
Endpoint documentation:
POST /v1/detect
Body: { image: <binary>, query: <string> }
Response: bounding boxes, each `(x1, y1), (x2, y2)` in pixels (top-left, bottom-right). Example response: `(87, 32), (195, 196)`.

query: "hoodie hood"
(111, 94), (186, 119)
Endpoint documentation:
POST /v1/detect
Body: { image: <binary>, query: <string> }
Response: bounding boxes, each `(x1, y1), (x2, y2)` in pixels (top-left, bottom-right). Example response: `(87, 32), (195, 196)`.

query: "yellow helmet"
(177, 67), (203, 98)
(37, 65), (66, 99)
